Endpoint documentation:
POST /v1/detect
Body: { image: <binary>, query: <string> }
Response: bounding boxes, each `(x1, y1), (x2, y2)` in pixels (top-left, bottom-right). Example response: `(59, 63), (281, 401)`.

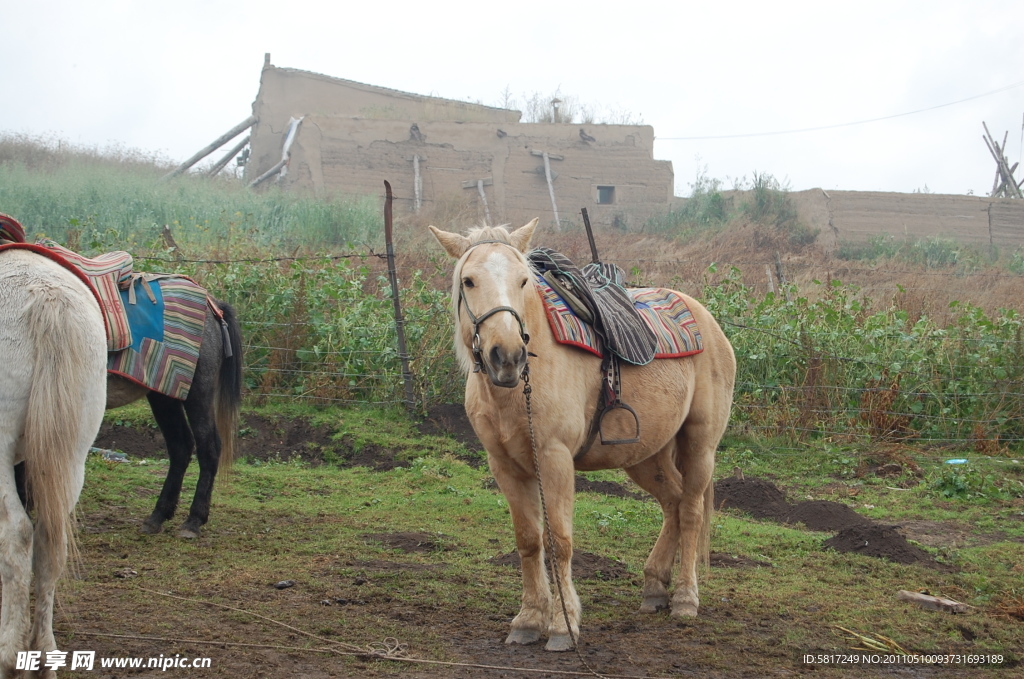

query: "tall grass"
(1, 133), (381, 252)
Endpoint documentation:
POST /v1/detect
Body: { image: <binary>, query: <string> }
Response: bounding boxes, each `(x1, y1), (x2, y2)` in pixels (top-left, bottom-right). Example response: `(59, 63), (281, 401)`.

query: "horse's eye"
(520, 278), (528, 288)
(463, 277), (475, 288)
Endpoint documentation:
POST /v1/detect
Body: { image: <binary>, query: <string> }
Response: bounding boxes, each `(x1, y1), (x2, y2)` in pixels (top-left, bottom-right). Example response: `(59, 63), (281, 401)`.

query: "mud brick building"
(245, 58), (674, 231)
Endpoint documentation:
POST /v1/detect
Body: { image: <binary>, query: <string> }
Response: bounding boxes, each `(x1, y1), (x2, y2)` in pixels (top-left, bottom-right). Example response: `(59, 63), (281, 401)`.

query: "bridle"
(456, 240), (531, 374)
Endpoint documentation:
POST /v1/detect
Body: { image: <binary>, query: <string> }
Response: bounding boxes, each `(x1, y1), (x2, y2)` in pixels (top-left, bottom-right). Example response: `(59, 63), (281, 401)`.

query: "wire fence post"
(383, 180), (417, 412)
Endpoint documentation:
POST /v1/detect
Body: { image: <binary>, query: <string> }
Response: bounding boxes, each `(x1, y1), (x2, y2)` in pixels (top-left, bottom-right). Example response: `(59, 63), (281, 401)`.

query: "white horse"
(431, 220), (736, 651)
(0, 249), (107, 678)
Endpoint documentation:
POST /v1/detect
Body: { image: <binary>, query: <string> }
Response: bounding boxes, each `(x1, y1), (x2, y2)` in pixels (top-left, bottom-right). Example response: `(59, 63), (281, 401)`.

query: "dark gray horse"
(105, 301), (243, 538)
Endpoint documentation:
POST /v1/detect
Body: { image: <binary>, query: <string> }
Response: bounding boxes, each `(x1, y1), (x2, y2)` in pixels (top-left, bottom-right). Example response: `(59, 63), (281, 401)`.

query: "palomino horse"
(105, 302), (243, 539)
(0, 249), (108, 678)
(430, 220), (736, 651)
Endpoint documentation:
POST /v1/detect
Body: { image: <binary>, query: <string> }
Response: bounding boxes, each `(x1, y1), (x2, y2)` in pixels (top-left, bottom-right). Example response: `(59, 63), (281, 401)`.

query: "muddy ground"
(72, 407), (1005, 677)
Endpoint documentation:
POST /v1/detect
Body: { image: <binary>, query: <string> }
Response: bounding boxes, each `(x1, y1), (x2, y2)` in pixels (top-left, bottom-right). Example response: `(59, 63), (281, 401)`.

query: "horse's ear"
(428, 225), (471, 259)
(509, 218), (539, 253)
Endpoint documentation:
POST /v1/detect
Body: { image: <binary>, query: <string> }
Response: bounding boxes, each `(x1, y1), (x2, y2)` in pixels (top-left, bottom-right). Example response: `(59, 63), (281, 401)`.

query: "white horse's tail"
(23, 281), (97, 564)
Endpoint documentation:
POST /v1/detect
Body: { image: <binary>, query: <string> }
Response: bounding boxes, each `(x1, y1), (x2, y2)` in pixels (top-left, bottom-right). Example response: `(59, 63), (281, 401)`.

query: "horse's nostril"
(490, 345), (502, 365)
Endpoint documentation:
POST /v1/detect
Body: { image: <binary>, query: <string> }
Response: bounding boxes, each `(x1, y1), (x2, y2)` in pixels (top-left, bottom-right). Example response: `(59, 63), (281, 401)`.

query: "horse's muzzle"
(484, 344), (527, 388)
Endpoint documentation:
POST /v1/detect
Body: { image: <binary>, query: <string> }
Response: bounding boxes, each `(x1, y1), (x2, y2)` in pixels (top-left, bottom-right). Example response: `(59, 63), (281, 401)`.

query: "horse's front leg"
(539, 446), (581, 652)
(489, 449), (550, 646)
(489, 443), (580, 651)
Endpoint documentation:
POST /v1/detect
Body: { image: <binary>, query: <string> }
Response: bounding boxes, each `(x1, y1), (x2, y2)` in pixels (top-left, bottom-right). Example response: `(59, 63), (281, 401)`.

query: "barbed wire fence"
(130, 214), (1024, 458)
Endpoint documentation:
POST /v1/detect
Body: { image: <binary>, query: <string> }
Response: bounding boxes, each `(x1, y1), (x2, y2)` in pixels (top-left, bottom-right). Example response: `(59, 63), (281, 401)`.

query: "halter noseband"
(457, 240), (531, 373)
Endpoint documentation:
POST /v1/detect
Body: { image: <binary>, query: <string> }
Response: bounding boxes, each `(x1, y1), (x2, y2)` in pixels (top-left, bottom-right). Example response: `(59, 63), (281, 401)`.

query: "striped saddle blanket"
(538, 277), (704, 360)
(29, 236), (208, 400)
(1, 215), (208, 399)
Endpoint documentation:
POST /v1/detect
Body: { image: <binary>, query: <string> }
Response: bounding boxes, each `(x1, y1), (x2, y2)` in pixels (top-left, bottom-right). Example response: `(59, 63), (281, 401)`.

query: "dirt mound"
(714, 476), (790, 521)
(418, 404), (482, 449)
(784, 500), (873, 532)
(713, 476), (948, 569)
(489, 550), (631, 580)
(824, 525), (944, 567)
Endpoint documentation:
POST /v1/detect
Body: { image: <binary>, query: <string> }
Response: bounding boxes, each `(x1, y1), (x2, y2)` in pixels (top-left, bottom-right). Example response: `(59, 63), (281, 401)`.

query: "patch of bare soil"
(489, 550), (631, 581)
(714, 476), (952, 570)
(362, 532), (455, 554)
(96, 414), (411, 471)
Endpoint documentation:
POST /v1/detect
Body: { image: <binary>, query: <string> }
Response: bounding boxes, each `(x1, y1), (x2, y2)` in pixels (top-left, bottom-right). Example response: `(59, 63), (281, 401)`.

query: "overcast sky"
(3, 0), (1023, 197)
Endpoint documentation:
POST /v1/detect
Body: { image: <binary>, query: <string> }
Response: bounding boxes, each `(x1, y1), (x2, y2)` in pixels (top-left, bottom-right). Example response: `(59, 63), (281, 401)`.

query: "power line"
(659, 79), (1024, 141)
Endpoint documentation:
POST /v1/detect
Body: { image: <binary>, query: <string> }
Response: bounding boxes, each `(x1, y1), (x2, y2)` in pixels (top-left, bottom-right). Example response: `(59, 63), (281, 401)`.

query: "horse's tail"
(23, 279), (105, 566)
(214, 301), (243, 472)
(700, 480), (714, 569)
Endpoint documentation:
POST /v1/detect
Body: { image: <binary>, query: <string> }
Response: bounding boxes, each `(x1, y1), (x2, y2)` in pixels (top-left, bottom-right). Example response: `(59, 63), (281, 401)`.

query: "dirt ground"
(72, 407), (1019, 677)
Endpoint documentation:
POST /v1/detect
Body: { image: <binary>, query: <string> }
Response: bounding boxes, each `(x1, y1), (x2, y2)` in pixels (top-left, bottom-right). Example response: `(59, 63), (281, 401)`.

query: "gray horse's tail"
(215, 301), (243, 471)
(24, 279), (104, 566)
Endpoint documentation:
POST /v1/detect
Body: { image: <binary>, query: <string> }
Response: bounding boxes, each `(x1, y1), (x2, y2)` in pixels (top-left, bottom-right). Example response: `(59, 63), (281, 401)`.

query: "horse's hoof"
(178, 526), (201, 539)
(504, 629), (542, 645)
(640, 596), (670, 613)
(671, 602), (699, 618)
(140, 521), (163, 535)
(545, 634), (575, 652)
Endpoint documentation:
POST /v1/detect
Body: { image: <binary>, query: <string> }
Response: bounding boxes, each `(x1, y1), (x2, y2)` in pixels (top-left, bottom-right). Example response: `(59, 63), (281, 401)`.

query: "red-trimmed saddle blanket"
(538, 277), (704, 359)
(0, 214), (208, 400)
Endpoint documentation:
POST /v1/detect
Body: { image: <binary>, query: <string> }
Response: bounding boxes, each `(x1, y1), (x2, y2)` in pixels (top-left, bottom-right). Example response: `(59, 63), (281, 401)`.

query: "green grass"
(78, 404), (1024, 675)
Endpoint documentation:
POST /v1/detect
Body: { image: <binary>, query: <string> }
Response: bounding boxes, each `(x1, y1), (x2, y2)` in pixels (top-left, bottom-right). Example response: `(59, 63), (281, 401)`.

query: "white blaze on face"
(482, 249), (520, 335)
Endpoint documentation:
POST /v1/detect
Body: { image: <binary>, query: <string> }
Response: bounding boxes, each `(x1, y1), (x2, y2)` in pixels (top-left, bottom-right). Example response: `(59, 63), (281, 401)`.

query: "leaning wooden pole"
(384, 181), (417, 412)
(542, 151), (561, 229)
(205, 134), (250, 177)
(161, 115), (257, 181)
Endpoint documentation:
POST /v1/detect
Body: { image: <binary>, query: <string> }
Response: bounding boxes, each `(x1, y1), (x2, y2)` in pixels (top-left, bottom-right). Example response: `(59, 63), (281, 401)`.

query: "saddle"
(529, 248), (658, 366)
(529, 248), (660, 447)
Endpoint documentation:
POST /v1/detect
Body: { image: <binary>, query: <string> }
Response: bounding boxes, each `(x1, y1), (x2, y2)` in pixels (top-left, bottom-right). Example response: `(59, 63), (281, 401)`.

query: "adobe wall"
(248, 64), (520, 188)
(272, 115), (673, 231)
(787, 189), (1024, 251)
(246, 63), (674, 231)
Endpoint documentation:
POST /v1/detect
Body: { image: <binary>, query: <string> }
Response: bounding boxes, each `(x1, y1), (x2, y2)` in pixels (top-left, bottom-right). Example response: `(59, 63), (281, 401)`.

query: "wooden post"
(205, 135), (250, 177)
(461, 177), (493, 225)
(161, 115), (257, 181)
(384, 181), (417, 412)
(983, 122), (1023, 199)
(765, 264), (775, 294)
(775, 252), (790, 302)
(530, 151), (564, 224)
(248, 116), (303, 188)
(476, 179), (492, 226)
(413, 155), (422, 214)
(543, 151), (560, 229)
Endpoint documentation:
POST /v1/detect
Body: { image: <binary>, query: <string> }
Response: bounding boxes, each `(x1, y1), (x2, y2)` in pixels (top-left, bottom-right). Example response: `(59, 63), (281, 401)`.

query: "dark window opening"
(597, 186), (616, 204)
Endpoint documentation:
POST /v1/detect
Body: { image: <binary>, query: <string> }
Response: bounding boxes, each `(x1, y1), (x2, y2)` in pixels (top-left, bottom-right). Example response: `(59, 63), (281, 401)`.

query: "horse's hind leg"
(0, 445), (34, 676)
(178, 389), (223, 539)
(624, 443), (683, 614)
(143, 392), (194, 535)
(671, 421), (718, 617)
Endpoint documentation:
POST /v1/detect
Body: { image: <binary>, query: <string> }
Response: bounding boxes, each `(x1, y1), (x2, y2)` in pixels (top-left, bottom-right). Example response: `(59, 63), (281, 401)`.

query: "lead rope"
(521, 363), (608, 679)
